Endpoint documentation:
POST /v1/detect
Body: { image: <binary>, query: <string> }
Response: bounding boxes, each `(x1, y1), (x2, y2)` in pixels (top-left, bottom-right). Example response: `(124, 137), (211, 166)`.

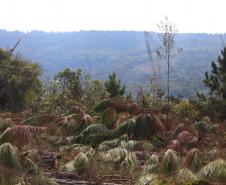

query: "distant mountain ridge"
(0, 30), (225, 97)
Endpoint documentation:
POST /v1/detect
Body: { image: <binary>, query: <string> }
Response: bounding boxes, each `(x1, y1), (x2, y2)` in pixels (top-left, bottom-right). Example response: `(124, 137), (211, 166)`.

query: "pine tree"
(201, 47), (226, 120)
(204, 48), (226, 100)
(104, 72), (125, 97)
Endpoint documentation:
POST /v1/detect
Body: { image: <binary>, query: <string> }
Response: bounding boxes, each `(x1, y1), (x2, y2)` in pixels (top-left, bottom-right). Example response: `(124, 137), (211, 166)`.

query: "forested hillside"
(0, 30), (225, 97)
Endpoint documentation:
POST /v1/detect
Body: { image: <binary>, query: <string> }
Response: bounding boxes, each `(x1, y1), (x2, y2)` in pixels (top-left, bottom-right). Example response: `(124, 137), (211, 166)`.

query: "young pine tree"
(202, 47), (226, 120)
(104, 72), (125, 97)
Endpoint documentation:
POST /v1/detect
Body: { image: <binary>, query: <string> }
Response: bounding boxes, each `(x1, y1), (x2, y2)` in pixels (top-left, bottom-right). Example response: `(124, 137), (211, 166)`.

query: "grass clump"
(61, 152), (90, 173)
(160, 149), (181, 175)
(198, 159), (226, 182)
(0, 118), (13, 133)
(184, 148), (202, 172)
(145, 154), (159, 174)
(175, 168), (197, 185)
(103, 147), (128, 163)
(0, 143), (21, 185)
(29, 176), (59, 185)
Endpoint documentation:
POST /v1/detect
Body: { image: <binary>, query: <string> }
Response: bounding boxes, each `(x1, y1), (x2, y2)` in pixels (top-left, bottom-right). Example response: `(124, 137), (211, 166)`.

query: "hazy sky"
(1, 0), (226, 33)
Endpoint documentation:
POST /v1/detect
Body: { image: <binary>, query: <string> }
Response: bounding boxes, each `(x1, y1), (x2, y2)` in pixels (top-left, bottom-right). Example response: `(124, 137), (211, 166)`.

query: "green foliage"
(50, 114), (93, 136)
(174, 100), (197, 119)
(98, 137), (138, 152)
(0, 49), (42, 112)
(81, 80), (107, 109)
(2, 31), (226, 97)
(74, 153), (89, 173)
(98, 138), (121, 151)
(160, 149), (181, 175)
(121, 152), (138, 170)
(135, 79), (164, 108)
(94, 99), (109, 112)
(184, 148), (202, 172)
(0, 143), (19, 169)
(102, 146), (138, 170)
(195, 121), (210, 133)
(136, 174), (162, 185)
(20, 156), (38, 175)
(39, 68), (107, 113)
(74, 124), (111, 145)
(145, 154), (159, 174)
(110, 114), (160, 140)
(204, 48), (226, 99)
(111, 118), (136, 138)
(55, 68), (84, 100)
(175, 168), (197, 185)
(104, 72), (125, 97)
(134, 114), (157, 139)
(103, 147), (128, 163)
(120, 140), (138, 151)
(0, 118), (12, 134)
(66, 116), (91, 135)
(0, 143), (53, 185)
(146, 154), (159, 165)
(41, 68), (87, 112)
(200, 47), (226, 120)
(207, 147), (220, 160)
(0, 143), (20, 185)
(198, 159), (226, 182)
(61, 152), (90, 173)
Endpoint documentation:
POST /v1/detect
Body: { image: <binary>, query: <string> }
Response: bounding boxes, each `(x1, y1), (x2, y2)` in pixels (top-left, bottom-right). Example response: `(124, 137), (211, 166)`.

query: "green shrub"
(174, 100), (197, 119)
(160, 149), (181, 175)
(111, 118), (136, 138)
(145, 154), (159, 174)
(195, 121), (210, 133)
(0, 49), (42, 112)
(0, 118), (12, 133)
(184, 148), (202, 172)
(175, 168), (197, 185)
(61, 152), (89, 173)
(198, 159), (226, 182)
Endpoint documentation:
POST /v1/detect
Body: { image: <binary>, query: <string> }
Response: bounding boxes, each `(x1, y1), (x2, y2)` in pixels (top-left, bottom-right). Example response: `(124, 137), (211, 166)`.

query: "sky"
(1, 0), (226, 33)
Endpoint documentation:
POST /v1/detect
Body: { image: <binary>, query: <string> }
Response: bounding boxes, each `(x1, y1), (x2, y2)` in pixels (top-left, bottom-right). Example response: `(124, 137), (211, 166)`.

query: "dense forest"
(1, 30), (226, 97)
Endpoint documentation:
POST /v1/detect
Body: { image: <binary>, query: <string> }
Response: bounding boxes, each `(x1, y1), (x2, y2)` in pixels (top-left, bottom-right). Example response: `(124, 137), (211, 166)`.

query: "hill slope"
(0, 30), (225, 97)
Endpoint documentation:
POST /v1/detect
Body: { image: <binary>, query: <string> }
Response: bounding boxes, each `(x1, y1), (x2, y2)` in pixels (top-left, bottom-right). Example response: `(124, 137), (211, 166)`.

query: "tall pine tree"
(201, 47), (226, 120)
(204, 48), (226, 100)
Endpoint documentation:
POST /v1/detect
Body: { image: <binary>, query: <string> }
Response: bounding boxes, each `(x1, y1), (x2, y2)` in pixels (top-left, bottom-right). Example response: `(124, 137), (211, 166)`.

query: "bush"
(174, 100), (197, 119)
(198, 159), (226, 182)
(175, 168), (197, 185)
(0, 49), (42, 112)
(183, 148), (202, 172)
(60, 152), (90, 173)
(160, 149), (181, 175)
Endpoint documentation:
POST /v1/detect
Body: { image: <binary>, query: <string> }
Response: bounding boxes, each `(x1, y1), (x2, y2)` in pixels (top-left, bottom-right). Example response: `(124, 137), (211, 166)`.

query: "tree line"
(0, 45), (226, 121)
